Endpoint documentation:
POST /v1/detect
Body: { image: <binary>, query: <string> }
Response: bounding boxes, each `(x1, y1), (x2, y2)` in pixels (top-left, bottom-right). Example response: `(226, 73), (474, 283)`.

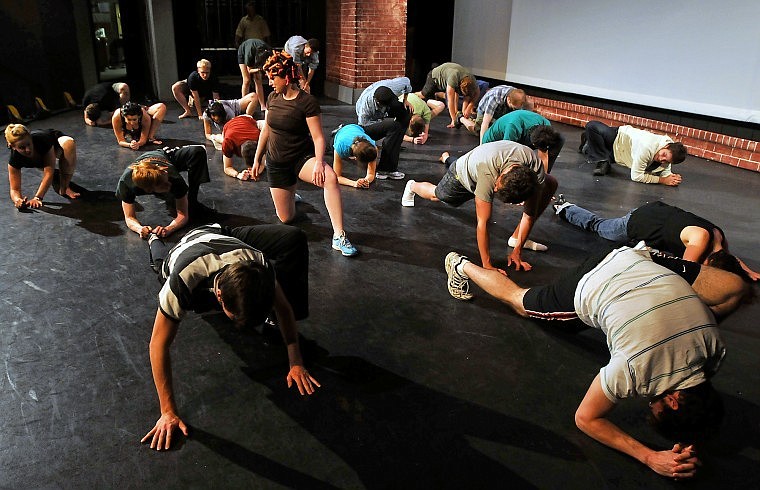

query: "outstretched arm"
(271, 283), (320, 394)
(141, 309), (189, 450)
(575, 374), (700, 479)
(507, 212), (536, 272)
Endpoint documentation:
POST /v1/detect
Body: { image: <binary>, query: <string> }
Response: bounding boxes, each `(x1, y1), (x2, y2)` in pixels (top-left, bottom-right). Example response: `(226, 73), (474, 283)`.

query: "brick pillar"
(325, 0), (407, 104)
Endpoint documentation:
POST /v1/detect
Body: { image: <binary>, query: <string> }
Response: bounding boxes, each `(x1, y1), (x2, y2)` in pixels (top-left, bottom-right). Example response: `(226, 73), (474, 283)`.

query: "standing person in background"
(234, 1), (271, 46)
(238, 38), (273, 111)
(283, 36), (320, 94)
(252, 51), (359, 257)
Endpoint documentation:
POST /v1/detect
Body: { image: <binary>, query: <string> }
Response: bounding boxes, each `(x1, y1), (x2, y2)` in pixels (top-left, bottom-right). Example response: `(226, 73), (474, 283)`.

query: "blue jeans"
(563, 204), (633, 242)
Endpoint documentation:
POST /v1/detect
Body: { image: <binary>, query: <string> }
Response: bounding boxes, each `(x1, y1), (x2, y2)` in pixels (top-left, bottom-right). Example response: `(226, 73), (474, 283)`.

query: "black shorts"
(267, 155), (313, 188)
(522, 248), (614, 324)
(420, 71), (440, 99)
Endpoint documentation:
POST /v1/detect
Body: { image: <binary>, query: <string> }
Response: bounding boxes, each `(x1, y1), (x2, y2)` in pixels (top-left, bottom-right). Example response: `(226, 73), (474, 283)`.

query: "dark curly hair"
(494, 166), (538, 204)
(121, 101), (143, 117)
(648, 382), (724, 444)
(529, 125), (562, 153)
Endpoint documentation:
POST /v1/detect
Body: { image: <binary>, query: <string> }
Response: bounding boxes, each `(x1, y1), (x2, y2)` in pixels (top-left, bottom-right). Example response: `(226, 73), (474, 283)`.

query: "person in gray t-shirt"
(402, 129), (560, 272)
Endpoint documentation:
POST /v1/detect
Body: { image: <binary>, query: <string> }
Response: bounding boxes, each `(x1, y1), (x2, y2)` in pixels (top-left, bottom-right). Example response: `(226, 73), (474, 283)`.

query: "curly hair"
(4, 123), (30, 145)
(121, 101), (143, 117)
(263, 50), (300, 84)
(648, 382), (724, 444)
(529, 125), (562, 153)
(494, 166), (538, 204)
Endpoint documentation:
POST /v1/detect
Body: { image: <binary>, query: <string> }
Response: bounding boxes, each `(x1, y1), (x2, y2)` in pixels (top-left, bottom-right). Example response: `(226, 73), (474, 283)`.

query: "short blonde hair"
(4, 123), (30, 146)
(197, 59), (212, 70)
(130, 158), (167, 188)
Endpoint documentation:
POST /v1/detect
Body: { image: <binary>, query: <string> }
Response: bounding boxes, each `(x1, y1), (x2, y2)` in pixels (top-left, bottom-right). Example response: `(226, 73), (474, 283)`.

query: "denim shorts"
(434, 166), (474, 207)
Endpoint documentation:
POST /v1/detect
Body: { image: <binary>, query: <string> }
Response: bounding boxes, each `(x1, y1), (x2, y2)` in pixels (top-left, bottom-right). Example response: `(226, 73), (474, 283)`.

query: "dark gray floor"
(2, 100), (759, 489)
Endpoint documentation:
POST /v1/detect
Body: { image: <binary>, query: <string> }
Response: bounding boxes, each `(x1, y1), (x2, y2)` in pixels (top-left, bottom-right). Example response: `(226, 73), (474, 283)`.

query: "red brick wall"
(326, 0), (407, 91)
(534, 98), (760, 173)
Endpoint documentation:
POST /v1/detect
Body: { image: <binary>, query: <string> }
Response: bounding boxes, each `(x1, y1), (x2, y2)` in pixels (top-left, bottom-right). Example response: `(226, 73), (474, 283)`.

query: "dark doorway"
(406, 0), (455, 88)
(172, 0), (326, 96)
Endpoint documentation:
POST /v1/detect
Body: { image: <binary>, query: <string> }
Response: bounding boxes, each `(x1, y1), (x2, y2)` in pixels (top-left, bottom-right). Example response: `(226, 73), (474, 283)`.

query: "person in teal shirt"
(482, 110), (564, 171)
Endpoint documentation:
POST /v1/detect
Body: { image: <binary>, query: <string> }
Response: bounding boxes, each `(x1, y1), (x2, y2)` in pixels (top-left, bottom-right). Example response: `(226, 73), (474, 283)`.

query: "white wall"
(453, 0), (760, 123)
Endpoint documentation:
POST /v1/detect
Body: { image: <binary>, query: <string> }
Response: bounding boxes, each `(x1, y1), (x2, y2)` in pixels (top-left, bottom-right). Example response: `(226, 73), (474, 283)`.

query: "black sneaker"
(593, 160), (611, 176)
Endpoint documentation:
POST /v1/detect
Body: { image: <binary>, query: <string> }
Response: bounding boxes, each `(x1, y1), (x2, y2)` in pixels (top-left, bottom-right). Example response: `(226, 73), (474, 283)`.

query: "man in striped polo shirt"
(141, 223), (319, 451)
(444, 244), (749, 479)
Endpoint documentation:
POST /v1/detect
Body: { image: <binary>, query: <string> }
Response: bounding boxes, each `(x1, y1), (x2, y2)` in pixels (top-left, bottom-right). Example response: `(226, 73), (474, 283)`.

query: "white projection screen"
(452, 0), (760, 123)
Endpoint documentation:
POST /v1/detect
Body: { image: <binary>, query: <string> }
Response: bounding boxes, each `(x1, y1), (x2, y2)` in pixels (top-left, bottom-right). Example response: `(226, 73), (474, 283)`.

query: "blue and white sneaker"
(332, 232), (359, 257)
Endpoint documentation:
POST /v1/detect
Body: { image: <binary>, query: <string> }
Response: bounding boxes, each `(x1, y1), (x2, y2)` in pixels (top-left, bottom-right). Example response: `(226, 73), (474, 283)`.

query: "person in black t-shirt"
(82, 81), (130, 126)
(554, 198), (758, 281)
(115, 146), (212, 238)
(5, 124), (80, 208)
(171, 59), (220, 119)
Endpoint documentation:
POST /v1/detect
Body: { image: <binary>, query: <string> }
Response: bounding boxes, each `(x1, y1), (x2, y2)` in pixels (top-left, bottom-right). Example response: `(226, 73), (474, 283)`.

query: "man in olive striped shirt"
(444, 244), (749, 479)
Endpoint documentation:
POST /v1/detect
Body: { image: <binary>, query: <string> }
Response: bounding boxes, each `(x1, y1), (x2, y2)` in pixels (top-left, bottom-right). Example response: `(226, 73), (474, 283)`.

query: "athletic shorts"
(522, 248), (614, 323)
(266, 155), (313, 188)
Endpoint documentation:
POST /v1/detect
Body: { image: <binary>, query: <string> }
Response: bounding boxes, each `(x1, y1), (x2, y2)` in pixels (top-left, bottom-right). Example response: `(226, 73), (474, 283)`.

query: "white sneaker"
(401, 180), (416, 207)
(508, 236), (548, 252)
(377, 171), (405, 180)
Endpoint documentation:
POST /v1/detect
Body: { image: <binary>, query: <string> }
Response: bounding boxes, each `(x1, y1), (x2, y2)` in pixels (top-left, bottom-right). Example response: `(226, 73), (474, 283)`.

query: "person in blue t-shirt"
(332, 124), (378, 188)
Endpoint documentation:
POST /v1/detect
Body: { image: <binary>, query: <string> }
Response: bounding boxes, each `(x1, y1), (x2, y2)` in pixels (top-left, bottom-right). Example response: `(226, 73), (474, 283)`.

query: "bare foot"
(62, 188), (80, 199)
(178, 111), (193, 119)
(439, 152), (450, 164)
(150, 139), (163, 145)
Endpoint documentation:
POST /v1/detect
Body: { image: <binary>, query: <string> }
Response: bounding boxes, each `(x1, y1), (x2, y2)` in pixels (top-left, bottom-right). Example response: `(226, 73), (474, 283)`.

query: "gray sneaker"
(445, 252), (473, 301)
